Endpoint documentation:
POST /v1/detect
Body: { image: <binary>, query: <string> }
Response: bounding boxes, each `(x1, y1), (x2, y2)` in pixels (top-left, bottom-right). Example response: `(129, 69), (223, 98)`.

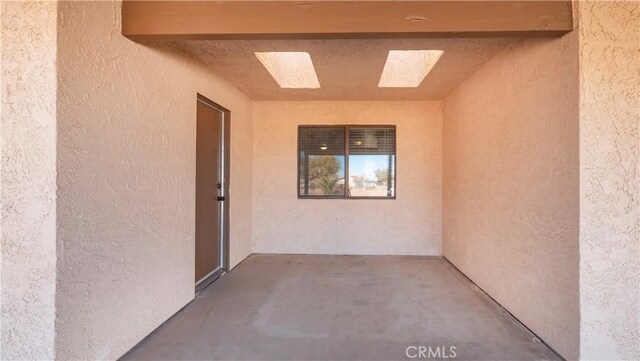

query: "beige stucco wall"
(55, 1), (253, 359)
(252, 101), (442, 255)
(577, 1), (640, 359)
(442, 35), (580, 359)
(0, 1), (58, 359)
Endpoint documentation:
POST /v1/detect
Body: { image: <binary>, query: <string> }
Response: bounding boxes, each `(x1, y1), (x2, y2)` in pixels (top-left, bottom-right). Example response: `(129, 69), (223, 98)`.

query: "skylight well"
(378, 50), (444, 88)
(255, 52), (320, 89)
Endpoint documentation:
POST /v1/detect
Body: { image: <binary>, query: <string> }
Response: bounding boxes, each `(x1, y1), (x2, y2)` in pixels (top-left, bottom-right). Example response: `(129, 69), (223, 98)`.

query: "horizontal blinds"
(348, 127), (395, 155)
(299, 127), (346, 156)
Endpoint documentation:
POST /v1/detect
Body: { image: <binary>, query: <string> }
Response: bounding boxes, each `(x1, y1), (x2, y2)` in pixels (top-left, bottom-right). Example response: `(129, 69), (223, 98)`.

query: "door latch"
(217, 196), (225, 202)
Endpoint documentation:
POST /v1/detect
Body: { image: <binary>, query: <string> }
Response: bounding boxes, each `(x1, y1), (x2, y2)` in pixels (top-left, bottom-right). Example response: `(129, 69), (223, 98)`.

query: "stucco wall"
(0, 2), (57, 359)
(577, 1), (640, 359)
(442, 35), (580, 359)
(252, 101), (442, 255)
(55, 1), (253, 359)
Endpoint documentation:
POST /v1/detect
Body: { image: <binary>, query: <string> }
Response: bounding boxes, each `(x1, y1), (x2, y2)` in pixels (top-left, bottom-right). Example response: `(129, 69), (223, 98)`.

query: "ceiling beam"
(122, 1), (573, 41)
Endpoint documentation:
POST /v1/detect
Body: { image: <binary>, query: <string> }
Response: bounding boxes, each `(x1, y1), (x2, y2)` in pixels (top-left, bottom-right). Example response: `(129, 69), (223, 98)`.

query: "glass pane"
(348, 155), (395, 197)
(299, 127), (346, 197)
(300, 155), (345, 196)
(348, 127), (395, 198)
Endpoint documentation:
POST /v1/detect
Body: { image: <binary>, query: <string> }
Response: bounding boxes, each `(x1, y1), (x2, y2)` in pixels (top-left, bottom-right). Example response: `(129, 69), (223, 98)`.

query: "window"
(298, 125), (396, 199)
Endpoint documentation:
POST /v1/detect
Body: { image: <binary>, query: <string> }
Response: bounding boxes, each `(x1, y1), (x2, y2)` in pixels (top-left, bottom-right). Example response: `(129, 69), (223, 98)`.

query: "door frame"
(195, 93), (231, 292)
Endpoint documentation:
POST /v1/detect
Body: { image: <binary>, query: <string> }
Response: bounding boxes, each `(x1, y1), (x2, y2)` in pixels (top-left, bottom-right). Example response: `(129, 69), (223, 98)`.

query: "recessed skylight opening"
(255, 52), (320, 89)
(378, 50), (444, 88)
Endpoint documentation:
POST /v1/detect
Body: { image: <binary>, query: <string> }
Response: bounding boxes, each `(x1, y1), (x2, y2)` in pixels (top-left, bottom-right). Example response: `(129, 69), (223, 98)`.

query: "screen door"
(195, 95), (229, 288)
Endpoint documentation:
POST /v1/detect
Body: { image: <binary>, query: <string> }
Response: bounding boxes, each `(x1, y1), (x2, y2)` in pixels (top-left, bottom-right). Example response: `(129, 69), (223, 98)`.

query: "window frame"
(297, 124), (397, 200)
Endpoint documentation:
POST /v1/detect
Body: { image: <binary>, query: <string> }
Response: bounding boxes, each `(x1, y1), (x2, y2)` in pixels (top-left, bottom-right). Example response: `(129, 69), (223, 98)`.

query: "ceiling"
(175, 38), (515, 101)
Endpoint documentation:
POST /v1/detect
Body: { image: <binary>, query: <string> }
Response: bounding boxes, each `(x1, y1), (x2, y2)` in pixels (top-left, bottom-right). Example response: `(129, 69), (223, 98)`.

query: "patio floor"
(123, 254), (560, 360)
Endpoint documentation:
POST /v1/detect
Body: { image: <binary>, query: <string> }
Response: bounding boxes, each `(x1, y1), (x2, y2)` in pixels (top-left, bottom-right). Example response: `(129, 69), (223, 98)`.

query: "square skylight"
(378, 50), (444, 88)
(255, 52), (320, 89)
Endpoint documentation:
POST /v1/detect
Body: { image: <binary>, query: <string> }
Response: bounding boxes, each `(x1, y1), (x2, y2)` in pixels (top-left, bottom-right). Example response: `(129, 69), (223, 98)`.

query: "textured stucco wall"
(252, 101), (442, 255)
(55, 1), (253, 359)
(0, 1), (57, 359)
(442, 35), (580, 359)
(577, 1), (640, 359)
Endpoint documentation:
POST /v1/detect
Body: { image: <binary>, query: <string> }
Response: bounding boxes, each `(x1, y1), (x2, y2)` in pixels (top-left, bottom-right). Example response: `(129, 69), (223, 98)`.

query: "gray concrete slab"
(122, 255), (561, 361)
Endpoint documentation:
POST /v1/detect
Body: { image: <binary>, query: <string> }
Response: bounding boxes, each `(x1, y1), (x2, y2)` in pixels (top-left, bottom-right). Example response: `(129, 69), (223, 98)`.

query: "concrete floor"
(123, 255), (561, 361)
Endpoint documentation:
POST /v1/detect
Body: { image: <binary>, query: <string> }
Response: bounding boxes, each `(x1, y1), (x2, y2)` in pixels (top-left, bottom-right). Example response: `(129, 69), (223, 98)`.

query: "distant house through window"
(298, 125), (396, 199)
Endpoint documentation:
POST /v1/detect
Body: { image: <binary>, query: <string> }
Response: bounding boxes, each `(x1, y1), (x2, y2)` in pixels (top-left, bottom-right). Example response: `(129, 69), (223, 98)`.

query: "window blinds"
(348, 127), (396, 155)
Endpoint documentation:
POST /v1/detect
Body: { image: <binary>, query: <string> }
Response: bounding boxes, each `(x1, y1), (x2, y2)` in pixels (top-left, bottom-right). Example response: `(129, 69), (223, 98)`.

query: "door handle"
(217, 196), (225, 202)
